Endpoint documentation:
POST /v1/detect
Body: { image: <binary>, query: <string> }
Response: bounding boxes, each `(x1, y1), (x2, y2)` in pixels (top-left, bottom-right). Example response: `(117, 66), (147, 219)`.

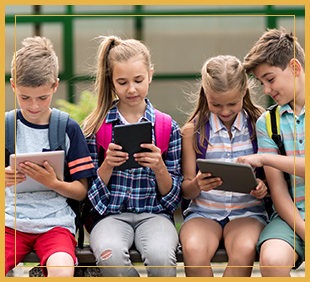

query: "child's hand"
(133, 143), (164, 173)
(18, 161), (59, 189)
(235, 154), (264, 168)
(250, 178), (268, 199)
(5, 166), (26, 187)
(104, 143), (129, 169)
(196, 170), (222, 192)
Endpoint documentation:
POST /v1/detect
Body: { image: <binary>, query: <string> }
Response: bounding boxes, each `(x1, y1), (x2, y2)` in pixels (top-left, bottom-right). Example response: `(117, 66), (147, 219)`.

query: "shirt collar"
(209, 110), (246, 133)
(280, 103), (305, 117)
(105, 98), (155, 125)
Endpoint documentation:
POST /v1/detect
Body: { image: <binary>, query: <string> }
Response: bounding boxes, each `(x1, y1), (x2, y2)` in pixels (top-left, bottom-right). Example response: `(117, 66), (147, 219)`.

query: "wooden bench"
(22, 244), (231, 265)
(22, 243), (259, 276)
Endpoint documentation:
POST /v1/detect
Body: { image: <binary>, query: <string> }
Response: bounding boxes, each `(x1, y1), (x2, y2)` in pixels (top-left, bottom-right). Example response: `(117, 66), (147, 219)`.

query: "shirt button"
(297, 120), (300, 124)
(299, 140), (303, 144)
(128, 170), (132, 173)
(126, 190), (131, 194)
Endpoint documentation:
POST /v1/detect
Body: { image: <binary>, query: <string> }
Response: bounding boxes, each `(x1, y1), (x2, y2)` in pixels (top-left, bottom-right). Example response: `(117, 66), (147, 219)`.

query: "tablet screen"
(9, 150), (64, 193)
(114, 122), (152, 170)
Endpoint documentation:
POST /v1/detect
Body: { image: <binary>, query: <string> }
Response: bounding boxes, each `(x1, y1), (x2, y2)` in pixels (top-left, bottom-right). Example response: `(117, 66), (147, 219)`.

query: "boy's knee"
(47, 266), (74, 277)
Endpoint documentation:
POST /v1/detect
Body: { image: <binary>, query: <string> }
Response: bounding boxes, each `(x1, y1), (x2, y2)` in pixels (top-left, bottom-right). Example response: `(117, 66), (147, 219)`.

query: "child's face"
(112, 56), (153, 110)
(253, 62), (295, 106)
(12, 80), (58, 124)
(206, 89), (245, 129)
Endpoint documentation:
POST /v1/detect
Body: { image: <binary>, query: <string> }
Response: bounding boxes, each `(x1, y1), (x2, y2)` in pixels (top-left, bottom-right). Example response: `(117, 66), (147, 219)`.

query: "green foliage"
(55, 90), (97, 126)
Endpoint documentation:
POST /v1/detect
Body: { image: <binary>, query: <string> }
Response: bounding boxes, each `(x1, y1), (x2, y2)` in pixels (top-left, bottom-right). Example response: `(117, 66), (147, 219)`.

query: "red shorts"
(5, 226), (77, 276)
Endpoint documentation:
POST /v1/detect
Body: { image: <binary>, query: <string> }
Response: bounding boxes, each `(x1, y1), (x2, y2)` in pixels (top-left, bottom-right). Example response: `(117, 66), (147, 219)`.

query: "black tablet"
(196, 159), (258, 194)
(114, 121), (152, 170)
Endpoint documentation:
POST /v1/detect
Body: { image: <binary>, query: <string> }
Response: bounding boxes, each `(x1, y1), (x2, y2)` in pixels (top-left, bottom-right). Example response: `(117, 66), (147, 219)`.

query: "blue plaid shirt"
(87, 99), (182, 220)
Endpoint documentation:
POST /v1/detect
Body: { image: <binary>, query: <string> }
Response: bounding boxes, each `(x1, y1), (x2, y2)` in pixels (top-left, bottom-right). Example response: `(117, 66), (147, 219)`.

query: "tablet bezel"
(196, 158), (258, 194)
(9, 150), (65, 193)
(114, 121), (152, 170)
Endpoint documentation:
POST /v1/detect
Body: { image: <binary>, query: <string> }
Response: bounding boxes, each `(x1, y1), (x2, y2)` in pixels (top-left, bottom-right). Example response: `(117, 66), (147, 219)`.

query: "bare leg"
(179, 217), (222, 277)
(259, 239), (298, 277)
(223, 217), (265, 277)
(46, 252), (74, 277)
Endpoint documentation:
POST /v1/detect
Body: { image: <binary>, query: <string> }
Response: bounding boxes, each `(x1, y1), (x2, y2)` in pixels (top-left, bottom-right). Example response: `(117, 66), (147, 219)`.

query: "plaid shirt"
(87, 99), (182, 220)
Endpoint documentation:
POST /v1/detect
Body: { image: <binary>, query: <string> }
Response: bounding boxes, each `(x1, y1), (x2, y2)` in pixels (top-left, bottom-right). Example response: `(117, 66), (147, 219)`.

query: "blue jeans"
(89, 212), (178, 277)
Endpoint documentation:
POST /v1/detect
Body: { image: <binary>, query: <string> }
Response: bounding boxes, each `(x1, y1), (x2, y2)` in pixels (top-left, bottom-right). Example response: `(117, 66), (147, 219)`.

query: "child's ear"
(149, 68), (154, 83)
(10, 78), (15, 92)
(53, 78), (60, 92)
(289, 58), (302, 77)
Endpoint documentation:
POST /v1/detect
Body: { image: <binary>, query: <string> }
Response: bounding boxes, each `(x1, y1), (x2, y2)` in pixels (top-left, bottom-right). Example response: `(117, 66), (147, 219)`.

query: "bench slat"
(21, 245), (232, 264)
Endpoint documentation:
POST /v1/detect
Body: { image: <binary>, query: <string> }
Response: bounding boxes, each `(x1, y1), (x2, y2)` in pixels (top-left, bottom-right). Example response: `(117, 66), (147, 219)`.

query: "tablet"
(196, 159), (258, 194)
(9, 150), (65, 193)
(114, 121), (152, 170)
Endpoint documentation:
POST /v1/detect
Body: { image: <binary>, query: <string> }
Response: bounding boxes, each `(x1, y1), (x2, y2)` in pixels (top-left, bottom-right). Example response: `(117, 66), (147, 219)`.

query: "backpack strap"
(265, 105), (285, 154)
(154, 109), (172, 158)
(196, 119), (210, 160)
(5, 110), (16, 154)
(5, 110), (17, 166)
(49, 108), (69, 154)
(266, 104), (291, 185)
(96, 118), (112, 159)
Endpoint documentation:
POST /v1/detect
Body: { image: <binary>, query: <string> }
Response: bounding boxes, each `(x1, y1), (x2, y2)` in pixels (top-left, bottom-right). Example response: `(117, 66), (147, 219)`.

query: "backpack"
(96, 109), (172, 160)
(82, 109), (172, 234)
(5, 108), (85, 248)
(265, 104), (291, 187)
(5, 108), (69, 166)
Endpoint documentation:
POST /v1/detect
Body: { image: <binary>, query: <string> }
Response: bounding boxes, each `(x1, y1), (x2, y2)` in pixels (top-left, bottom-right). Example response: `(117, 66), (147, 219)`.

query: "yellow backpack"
(265, 104), (291, 186)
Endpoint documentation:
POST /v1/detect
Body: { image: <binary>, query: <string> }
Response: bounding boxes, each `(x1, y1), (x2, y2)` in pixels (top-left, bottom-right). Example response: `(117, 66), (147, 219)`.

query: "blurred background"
(5, 5), (305, 128)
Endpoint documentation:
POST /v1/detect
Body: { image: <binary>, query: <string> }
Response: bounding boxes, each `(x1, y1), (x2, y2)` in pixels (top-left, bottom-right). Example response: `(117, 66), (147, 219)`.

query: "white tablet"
(196, 159), (258, 194)
(9, 150), (65, 193)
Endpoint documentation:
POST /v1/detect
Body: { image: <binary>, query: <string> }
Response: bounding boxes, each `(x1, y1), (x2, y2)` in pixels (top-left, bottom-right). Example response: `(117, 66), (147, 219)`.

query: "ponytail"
(83, 36), (120, 138)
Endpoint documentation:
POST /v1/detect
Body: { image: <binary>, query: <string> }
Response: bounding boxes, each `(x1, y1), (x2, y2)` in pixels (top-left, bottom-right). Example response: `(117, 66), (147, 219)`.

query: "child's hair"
(83, 35), (153, 138)
(243, 27), (305, 74)
(11, 36), (59, 88)
(185, 55), (264, 154)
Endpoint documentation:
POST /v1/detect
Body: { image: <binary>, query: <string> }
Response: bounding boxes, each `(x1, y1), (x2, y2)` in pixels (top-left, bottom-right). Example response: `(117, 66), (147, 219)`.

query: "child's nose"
(128, 83), (136, 93)
(30, 99), (39, 108)
(221, 107), (230, 115)
(263, 84), (272, 95)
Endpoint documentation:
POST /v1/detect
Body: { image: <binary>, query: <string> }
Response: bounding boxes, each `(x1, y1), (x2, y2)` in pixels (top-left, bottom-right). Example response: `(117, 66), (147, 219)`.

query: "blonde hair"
(244, 27), (305, 73)
(185, 55), (264, 154)
(11, 36), (59, 87)
(83, 35), (152, 138)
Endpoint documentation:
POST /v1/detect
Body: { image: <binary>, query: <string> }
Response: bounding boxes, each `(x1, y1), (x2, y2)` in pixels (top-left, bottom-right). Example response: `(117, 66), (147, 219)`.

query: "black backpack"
(5, 108), (85, 247)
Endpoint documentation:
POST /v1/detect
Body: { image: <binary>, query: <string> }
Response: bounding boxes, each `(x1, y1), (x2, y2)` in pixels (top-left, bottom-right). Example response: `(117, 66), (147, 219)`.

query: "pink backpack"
(96, 109), (172, 160)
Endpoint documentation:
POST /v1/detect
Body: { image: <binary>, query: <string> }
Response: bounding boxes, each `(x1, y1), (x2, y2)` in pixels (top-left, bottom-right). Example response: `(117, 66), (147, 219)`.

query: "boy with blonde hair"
(238, 28), (305, 276)
(5, 36), (96, 277)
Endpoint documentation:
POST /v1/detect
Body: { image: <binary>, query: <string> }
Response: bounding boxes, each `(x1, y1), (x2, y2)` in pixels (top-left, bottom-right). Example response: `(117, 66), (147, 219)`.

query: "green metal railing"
(5, 5), (305, 103)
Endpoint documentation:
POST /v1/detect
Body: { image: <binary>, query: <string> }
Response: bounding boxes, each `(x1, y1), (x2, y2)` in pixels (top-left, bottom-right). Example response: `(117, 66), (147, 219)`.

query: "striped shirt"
(256, 104), (305, 220)
(87, 99), (182, 220)
(184, 110), (268, 223)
